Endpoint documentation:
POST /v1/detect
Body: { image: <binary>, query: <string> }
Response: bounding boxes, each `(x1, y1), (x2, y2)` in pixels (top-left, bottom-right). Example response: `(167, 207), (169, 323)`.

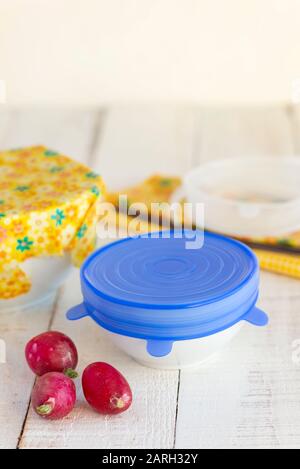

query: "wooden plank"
(0, 110), (14, 143)
(0, 300), (58, 449)
(94, 104), (195, 191)
(175, 106), (300, 449)
(19, 270), (179, 449)
(175, 292), (300, 449)
(289, 104), (300, 154)
(0, 109), (99, 448)
(260, 269), (300, 299)
(192, 106), (294, 165)
(0, 109), (102, 162)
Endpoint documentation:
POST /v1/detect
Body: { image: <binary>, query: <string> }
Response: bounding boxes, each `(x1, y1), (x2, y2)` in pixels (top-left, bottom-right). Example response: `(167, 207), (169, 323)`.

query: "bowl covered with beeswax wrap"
(0, 146), (105, 311)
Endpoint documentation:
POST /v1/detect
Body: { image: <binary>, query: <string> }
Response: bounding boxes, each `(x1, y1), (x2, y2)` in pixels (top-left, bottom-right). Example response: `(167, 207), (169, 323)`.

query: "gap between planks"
(172, 370), (181, 449)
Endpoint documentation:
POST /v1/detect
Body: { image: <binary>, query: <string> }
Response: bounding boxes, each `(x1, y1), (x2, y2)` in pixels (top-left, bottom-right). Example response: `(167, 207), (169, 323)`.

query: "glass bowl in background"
(184, 157), (300, 238)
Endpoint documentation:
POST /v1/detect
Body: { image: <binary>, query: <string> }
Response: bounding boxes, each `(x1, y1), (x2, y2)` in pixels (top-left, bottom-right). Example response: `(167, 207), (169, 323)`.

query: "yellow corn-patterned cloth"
(0, 146), (105, 299)
(254, 249), (300, 279)
(107, 174), (300, 280)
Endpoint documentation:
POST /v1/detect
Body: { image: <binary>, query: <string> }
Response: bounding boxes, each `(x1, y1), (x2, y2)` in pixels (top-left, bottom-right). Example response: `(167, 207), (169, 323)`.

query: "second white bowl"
(184, 156), (300, 238)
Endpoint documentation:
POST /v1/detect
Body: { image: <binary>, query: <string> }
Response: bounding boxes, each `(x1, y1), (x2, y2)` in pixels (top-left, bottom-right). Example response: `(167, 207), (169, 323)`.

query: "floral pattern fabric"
(0, 146), (105, 299)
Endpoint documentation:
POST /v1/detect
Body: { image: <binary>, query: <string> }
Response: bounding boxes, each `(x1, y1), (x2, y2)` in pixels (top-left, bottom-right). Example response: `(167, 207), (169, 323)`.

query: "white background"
(1, 0), (300, 106)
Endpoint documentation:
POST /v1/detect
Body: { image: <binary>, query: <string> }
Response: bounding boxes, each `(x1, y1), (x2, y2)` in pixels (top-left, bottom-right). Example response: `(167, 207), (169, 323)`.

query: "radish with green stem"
(25, 331), (78, 377)
(82, 362), (132, 415)
(32, 372), (76, 420)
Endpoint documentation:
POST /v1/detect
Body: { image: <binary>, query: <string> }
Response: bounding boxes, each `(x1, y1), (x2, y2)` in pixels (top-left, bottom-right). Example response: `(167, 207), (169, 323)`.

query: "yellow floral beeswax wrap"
(0, 146), (105, 299)
(106, 174), (181, 210)
(106, 174), (182, 227)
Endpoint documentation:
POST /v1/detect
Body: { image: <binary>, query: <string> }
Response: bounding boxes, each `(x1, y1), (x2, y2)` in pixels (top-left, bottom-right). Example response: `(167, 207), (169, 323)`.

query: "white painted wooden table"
(1, 105), (300, 449)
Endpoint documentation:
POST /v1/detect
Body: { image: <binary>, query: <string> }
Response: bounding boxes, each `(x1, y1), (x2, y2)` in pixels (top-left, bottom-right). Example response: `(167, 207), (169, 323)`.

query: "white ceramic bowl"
(184, 157), (300, 238)
(104, 323), (243, 370)
(0, 254), (73, 314)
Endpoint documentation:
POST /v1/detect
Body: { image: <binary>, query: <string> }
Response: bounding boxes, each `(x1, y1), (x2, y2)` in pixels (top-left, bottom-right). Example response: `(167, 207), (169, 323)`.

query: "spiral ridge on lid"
(83, 231), (257, 309)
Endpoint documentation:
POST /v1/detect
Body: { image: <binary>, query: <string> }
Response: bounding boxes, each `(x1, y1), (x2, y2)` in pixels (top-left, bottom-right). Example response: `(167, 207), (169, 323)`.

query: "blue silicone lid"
(67, 230), (268, 357)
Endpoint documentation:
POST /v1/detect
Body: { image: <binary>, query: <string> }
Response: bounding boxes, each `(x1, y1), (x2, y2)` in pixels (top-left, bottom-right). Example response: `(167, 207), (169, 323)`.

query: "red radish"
(32, 372), (76, 420)
(25, 331), (78, 377)
(82, 362), (132, 415)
